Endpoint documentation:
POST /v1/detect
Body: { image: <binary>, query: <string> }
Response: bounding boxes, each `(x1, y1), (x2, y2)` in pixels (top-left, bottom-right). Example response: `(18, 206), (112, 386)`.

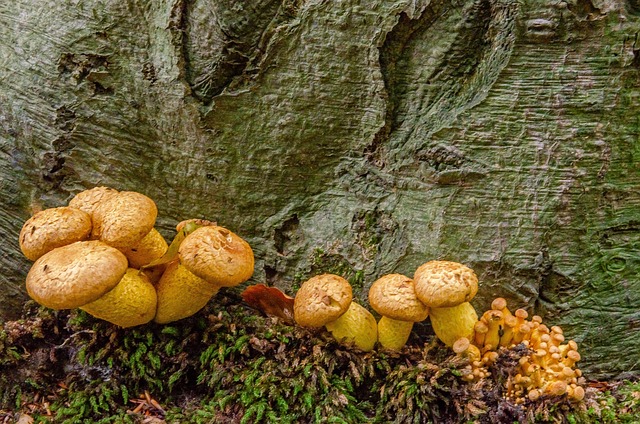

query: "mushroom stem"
(482, 310), (504, 351)
(473, 320), (488, 347)
(429, 302), (478, 347)
(325, 302), (378, 352)
(376, 316), (414, 351)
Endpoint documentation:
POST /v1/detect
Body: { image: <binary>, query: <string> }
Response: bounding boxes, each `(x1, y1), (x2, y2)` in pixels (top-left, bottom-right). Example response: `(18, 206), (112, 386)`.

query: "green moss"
(309, 248), (366, 292)
(1, 298), (638, 423)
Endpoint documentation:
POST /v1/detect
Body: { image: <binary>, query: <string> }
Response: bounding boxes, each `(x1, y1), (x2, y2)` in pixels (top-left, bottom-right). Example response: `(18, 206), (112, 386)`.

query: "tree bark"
(1, 0), (638, 379)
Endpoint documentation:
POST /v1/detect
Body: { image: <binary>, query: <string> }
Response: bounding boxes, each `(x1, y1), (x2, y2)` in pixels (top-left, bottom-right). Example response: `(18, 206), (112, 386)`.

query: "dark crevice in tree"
(274, 214), (299, 255)
(182, 0), (303, 104)
(368, 0), (514, 167)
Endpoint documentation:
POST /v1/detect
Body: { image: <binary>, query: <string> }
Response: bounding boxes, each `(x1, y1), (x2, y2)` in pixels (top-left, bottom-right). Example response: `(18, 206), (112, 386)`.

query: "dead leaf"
(241, 284), (295, 323)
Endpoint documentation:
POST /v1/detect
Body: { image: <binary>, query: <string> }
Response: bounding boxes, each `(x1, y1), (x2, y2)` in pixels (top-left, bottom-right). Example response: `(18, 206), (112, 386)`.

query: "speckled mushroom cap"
(91, 191), (158, 249)
(68, 186), (119, 217)
(178, 225), (255, 287)
(368, 274), (429, 322)
(293, 274), (353, 327)
(19, 207), (92, 261)
(26, 240), (128, 310)
(413, 261), (478, 308)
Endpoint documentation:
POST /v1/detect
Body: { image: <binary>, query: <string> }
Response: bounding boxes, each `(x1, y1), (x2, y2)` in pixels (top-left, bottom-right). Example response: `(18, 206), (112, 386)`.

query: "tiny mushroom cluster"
(19, 187), (254, 327)
(452, 297), (585, 404)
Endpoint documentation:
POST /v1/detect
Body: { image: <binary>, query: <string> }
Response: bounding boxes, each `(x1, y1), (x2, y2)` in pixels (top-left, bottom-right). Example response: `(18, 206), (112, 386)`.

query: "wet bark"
(1, 0), (639, 378)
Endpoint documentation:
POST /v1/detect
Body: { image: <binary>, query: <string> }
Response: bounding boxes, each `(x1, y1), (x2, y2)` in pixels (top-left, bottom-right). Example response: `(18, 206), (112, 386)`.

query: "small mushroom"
(178, 225), (254, 287)
(153, 261), (220, 324)
(19, 206), (92, 261)
(26, 240), (128, 309)
(80, 268), (157, 327)
(368, 274), (429, 350)
(294, 274), (377, 352)
(413, 260), (479, 347)
(120, 228), (169, 269)
(91, 191), (158, 249)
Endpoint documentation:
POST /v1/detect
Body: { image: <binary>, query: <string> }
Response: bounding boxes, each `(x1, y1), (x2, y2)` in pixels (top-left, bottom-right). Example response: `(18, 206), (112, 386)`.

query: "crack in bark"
(368, 0), (518, 171)
(180, 0), (303, 103)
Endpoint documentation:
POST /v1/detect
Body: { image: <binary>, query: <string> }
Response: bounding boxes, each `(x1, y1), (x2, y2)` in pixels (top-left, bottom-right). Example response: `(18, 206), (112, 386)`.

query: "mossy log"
(1, 0), (639, 379)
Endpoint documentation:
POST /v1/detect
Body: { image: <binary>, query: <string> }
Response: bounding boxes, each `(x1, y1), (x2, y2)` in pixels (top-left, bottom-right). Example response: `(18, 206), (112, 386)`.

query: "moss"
(0, 298), (638, 423)
(309, 248), (366, 292)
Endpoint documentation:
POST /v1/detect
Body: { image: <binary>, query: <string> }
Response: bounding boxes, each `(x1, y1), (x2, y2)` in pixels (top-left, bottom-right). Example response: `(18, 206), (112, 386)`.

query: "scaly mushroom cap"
(154, 261), (220, 324)
(368, 274), (429, 322)
(68, 186), (119, 217)
(80, 268), (157, 328)
(91, 191), (158, 249)
(26, 240), (128, 309)
(178, 225), (254, 287)
(120, 228), (168, 268)
(413, 260), (478, 308)
(19, 206), (92, 261)
(294, 274), (353, 327)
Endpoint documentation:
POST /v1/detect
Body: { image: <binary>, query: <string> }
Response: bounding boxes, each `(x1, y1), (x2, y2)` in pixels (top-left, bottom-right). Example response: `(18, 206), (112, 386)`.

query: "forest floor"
(0, 294), (638, 424)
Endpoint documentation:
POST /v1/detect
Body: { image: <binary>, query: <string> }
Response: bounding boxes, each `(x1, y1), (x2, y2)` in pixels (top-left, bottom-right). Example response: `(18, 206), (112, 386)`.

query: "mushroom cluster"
(452, 297), (585, 404)
(288, 260), (477, 352)
(19, 187), (254, 327)
(365, 260), (479, 350)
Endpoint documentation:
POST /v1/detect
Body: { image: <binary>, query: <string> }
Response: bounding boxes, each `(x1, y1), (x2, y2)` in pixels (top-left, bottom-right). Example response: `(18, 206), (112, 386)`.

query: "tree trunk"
(1, 0), (638, 379)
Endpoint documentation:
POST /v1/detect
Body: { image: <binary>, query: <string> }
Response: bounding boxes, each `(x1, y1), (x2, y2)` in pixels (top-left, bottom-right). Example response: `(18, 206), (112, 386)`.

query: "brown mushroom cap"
(68, 186), (119, 217)
(368, 274), (429, 322)
(91, 191), (158, 249)
(413, 260), (478, 308)
(19, 207), (92, 261)
(293, 274), (353, 327)
(178, 225), (254, 287)
(26, 240), (128, 309)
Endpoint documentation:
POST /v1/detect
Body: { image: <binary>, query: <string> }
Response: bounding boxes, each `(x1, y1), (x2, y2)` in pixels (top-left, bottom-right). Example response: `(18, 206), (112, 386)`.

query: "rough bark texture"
(1, 0), (638, 379)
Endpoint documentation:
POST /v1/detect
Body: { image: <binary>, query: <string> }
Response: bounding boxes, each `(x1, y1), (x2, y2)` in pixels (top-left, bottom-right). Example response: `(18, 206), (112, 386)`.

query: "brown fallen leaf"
(241, 284), (295, 324)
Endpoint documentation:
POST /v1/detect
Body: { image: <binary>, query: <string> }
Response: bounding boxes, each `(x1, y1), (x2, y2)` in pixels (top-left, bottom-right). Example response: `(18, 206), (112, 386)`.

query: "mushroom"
(178, 225), (254, 287)
(154, 261), (220, 324)
(120, 228), (169, 269)
(68, 186), (119, 217)
(294, 274), (377, 352)
(80, 268), (157, 327)
(368, 274), (429, 350)
(26, 240), (128, 310)
(413, 260), (479, 347)
(19, 206), (92, 261)
(91, 191), (158, 249)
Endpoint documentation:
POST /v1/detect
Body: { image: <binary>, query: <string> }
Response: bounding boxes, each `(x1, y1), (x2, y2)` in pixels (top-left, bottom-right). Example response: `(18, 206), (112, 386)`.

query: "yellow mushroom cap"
(91, 191), (158, 249)
(19, 206), (92, 261)
(68, 186), (119, 217)
(178, 225), (255, 287)
(293, 274), (353, 327)
(26, 240), (128, 309)
(413, 260), (478, 308)
(120, 228), (168, 268)
(80, 268), (157, 328)
(368, 274), (428, 322)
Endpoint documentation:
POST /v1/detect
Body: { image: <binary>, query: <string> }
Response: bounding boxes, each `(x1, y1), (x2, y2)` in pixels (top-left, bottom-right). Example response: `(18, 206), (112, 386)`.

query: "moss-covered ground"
(0, 294), (638, 424)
